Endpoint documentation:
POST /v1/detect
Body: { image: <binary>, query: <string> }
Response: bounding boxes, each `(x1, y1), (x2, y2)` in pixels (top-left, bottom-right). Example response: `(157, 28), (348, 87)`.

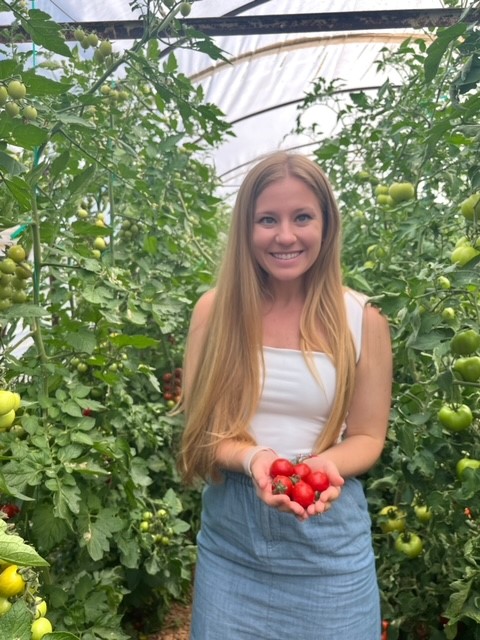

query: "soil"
(149, 601), (192, 640)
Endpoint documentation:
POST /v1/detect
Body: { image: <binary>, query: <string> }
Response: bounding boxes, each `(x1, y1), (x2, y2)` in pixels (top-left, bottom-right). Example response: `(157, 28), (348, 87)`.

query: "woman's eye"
(258, 216), (276, 225)
(296, 213), (312, 223)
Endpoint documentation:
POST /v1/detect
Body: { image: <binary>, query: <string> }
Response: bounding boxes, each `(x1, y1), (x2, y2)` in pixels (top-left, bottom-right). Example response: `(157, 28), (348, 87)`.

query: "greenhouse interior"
(0, 1), (479, 639)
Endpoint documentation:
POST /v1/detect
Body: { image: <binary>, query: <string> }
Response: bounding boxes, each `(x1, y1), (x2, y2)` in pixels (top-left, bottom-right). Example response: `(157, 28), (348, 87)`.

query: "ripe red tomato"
(291, 481), (315, 508)
(272, 475), (294, 497)
(304, 470), (330, 494)
(0, 504), (20, 519)
(269, 458), (295, 478)
(293, 462), (312, 480)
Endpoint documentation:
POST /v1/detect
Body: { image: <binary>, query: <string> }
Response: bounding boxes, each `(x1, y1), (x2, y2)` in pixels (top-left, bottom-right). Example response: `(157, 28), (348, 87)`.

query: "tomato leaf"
(0, 521), (49, 566)
(20, 9), (71, 58)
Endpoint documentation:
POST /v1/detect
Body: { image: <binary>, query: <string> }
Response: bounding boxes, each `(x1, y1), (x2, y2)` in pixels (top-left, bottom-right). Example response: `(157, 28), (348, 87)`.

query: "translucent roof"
(4, 0), (452, 193)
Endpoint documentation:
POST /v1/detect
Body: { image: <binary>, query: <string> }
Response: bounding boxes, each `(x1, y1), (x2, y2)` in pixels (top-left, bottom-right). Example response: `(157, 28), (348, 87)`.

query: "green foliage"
(297, 12), (480, 639)
(0, 1), (229, 637)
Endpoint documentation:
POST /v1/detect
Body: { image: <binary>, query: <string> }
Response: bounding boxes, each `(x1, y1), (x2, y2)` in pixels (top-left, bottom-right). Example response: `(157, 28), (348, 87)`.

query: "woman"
(179, 152), (392, 639)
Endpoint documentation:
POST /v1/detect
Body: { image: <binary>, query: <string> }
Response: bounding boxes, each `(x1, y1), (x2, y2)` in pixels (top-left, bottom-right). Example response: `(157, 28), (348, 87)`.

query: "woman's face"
(252, 176), (323, 285)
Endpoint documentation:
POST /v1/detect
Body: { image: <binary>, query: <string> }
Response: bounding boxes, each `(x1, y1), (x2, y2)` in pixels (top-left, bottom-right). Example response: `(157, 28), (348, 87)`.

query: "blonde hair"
(179, 152), (356, 484)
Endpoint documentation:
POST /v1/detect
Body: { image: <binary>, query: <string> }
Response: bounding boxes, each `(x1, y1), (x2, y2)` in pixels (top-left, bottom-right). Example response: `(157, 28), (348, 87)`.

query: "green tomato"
(453, 356), (480, 382)
(0, 390), (16, 414)
(378, 506), (406, 533)
(139, 521), (150, 532)
(414, 505), (432, 523)
(441, 307), (456, 323)
(388, 181), (415, 203)
(451, 244), (479, 266)
(0, 596), (12, 616)
(142, 511), (153, 521)
(31, 616), (53, 640)
(437, 404), (473, 432)
(395, 532), (423, 558)
(34, 597), (48, 619)
(456, 457), (480, 480)
(460, 193), (480, 221)
(451, 329), (480, 356)
(7, 80), (26, 100)
(437, 275), (451, 290)
(0, 259), (17, 275)
(0, 409), (15, 431)
(6, 245), (26, 263)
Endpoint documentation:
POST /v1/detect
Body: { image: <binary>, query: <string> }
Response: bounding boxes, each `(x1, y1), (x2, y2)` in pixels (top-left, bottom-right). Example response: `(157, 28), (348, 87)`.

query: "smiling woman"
(178, 151), (392, 639)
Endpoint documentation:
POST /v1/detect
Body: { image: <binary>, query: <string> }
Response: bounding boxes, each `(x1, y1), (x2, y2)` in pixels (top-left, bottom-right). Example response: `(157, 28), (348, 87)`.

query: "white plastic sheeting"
(4, 0), (448, 191)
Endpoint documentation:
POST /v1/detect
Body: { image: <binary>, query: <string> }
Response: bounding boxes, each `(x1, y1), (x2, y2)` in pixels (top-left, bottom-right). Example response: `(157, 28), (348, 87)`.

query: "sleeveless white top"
(249, 290), (368, 459)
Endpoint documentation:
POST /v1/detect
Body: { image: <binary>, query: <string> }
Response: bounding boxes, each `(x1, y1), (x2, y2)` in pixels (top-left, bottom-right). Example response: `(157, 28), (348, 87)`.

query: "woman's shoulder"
(190, 288), (217, 328)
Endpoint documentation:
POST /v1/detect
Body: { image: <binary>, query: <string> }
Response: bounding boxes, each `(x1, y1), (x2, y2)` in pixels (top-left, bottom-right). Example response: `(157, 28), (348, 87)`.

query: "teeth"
(272, 252), (300, 260)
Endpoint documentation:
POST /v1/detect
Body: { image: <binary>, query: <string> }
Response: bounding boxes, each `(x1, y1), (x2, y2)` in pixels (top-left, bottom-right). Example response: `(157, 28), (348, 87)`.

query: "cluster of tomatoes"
(162, 368), (182, 407)
(0, 244), (32, 312)
(270, 458), (330, 508)
(0, 79), (37, 120)
(0, 563), (52, 639)
(0, 389), (22, 433)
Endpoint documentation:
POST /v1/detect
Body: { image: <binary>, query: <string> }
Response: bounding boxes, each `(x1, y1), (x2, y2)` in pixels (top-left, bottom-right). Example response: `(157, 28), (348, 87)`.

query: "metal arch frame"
(0, 9), (477, 43)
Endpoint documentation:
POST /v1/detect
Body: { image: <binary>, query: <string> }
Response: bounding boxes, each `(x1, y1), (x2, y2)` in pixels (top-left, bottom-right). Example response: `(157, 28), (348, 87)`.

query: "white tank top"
(249, 290), (368, 459)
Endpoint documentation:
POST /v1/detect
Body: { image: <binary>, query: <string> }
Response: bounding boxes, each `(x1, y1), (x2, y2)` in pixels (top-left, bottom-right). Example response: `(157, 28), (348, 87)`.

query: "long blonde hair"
(179, 152), (356, 484)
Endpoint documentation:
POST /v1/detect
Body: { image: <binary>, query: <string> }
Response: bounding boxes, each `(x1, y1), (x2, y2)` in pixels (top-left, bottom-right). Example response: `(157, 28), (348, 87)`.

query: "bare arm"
(304, 304), (393, 478)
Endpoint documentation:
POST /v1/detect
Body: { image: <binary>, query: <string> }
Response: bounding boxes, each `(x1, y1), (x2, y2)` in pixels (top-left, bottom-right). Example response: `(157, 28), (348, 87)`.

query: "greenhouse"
(0, 1), (479, 639)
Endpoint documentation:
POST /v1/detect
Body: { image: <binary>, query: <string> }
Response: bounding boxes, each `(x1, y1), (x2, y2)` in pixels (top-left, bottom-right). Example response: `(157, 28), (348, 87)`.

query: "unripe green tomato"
(441, 307), (456, 323)
(22, 105), (37, 120)
(7, 80), (26, 100)
(437, 403), (473, 432)
(414, 505), (432, 523)
(179, 2), (192, 16)
(453, 356), (480, 382)
(0, 259), (17, 275)
(11, 290), (27, 304)
(7, 245), (26, 263)
(31, 616), (53, 640)
(0, 596), (11, 616)
(0, 410), (15, 431)
(436, 276), (451, 290)
(77, 362), (88, 373)
(139, 521), (150, 532)
(73, 28), (85, 42)
(451, 329), (480, 356)
(156, 508), (168, 519)
(93, 237), (107, 251)
(451, 244), (479, 266)
(456, 457), (480, 480)
(34, 597), (48, 619)
(0, 390), (15, 415)
(0, 87), (8, 104)
(5, 102), (20, 117)
(460, 193), (480, 221)
(378, 506), (406, 533)
(98, 40), (112, 57)
(388, 181), (415, 203)
(142, 511), (153, 521)
(87, 33), (99, 47)
(395, 532), (423, 558)
(91, 249), (101, 259)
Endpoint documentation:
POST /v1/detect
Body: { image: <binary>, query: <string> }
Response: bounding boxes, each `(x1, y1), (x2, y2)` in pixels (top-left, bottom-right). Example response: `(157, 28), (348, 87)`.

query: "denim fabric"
(190, 471), (381, 640)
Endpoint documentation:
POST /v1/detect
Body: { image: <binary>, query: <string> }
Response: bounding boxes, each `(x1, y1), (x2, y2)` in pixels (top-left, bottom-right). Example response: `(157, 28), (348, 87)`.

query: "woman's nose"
(275, 223), (296, 244)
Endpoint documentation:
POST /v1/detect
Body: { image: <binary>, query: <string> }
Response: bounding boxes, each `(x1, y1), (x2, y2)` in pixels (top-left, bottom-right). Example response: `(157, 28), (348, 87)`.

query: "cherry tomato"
(272, 475), (294, 497)
(0, 564), (26, 598)
(31, 616), (53, 640)
(0, 504), (20, 519)
(395, 532), (423, 558)
(269, 458), (295, 478)
(304, 470), (330, 494)
(291, 481), (315, 508)
(292, 462), (311, 480)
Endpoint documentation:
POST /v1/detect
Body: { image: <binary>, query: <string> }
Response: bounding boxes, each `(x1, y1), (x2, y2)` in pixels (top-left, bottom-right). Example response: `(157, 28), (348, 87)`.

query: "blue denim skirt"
(190, 471), (380, 640)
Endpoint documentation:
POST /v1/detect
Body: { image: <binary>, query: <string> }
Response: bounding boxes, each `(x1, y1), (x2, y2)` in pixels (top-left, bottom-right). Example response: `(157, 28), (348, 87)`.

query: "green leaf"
(23, 69), (72, 96)
(0, 520), (49, 566)
(63, 329), (97, 354)
(30, 503), (70, 553)
(1, 175), (32, 211)
(78, 508), (124, 562)
(424, 23), (467, 83)
(21, 9), (71, 57)
(109, 334), (159, 349)
(10, 122), (49, 149)
(0, 150), (26, 176)
(0, 599), (32, 640)
(68, 165), (96, 197)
